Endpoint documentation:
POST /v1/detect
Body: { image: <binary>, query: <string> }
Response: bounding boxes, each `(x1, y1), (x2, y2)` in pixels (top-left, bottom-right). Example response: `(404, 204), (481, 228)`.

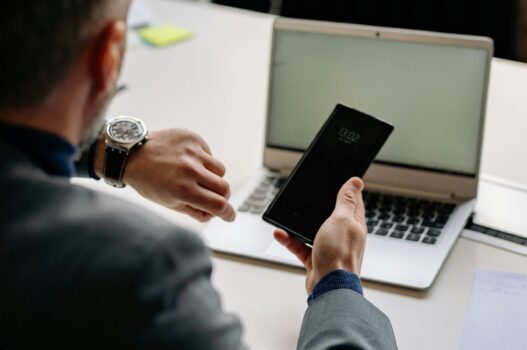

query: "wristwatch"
(103, 116), (148, 188)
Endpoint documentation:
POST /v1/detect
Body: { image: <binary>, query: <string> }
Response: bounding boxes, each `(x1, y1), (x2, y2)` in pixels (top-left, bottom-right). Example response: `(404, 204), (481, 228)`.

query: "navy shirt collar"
(0, 122), (77, 177)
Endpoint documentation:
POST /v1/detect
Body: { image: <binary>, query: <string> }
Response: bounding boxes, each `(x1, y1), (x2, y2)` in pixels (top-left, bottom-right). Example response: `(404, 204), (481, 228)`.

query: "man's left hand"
(94, 128), (236, 223)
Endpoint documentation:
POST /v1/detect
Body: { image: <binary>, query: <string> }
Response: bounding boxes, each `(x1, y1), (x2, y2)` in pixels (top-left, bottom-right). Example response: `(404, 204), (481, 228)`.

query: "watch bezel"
(105, 116), (148, 145)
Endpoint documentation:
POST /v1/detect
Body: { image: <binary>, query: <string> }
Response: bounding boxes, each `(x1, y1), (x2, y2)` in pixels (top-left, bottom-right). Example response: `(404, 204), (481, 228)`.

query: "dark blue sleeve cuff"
(307, 269), (363, 305)
(74, 130), (103, 180)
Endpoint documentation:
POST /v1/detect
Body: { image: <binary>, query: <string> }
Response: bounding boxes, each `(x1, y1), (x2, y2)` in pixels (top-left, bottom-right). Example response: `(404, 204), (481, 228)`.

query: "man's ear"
(90, 20), (127, 97)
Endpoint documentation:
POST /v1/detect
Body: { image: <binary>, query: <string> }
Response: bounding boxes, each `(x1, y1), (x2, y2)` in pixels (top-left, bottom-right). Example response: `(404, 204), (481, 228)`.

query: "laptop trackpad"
(265, 241), (299, 263)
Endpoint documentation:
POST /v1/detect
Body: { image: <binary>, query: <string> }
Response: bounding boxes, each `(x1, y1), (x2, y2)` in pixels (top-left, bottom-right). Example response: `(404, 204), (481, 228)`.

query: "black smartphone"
(263, 104), (394, 245)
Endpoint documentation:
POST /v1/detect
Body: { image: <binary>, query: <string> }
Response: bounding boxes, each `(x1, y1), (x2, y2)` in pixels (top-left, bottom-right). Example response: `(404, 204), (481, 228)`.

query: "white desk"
(84, 1), (527, 349)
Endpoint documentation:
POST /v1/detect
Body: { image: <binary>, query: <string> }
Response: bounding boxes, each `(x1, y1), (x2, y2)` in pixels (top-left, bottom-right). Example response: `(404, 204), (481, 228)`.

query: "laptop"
(202, 17), (493, 289)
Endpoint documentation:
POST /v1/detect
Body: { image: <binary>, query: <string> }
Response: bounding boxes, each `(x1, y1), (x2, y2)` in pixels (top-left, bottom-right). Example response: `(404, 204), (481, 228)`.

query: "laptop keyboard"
(363, 191), (455, 245)
(239, 175), (455, 245)
(238, 175), (285, 214)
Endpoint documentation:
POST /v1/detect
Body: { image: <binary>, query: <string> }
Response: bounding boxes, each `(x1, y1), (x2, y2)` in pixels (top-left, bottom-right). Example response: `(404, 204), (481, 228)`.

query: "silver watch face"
(106, 117), (147, 144)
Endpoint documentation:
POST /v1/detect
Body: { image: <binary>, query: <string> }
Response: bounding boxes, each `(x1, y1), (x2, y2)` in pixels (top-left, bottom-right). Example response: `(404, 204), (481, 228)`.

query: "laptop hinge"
(274, 167), (465, 202)
(365, 182), (458, 202)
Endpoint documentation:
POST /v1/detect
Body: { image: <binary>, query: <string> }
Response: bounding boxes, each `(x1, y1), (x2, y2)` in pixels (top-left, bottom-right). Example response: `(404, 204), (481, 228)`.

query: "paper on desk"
(128, 0), (155, 29)
(137, 25), (193, 47)
(459, 269), (527, 350)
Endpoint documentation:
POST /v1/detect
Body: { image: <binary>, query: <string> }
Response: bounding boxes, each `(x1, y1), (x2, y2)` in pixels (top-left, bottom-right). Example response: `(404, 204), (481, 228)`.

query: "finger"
(273, 229), (311, 267)
(172, 203), (212, 222)
(333, 177), (364, 218)
(177, 204), (213, 222)
(353, 186), (366, 225)
(188, 187), (236, 222)
(202, 153), (226, 177)
(195, 134), (212, 155)
(197, 168), (230, 198)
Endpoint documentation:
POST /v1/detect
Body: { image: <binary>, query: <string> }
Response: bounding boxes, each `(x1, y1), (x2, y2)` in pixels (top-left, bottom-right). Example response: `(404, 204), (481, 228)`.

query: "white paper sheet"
(459, 269), (527, 350)
(128, 1), (155, 29)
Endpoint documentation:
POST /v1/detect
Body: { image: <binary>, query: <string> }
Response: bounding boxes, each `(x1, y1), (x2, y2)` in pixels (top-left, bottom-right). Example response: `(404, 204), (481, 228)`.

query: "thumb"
(333, 177), (365, 218)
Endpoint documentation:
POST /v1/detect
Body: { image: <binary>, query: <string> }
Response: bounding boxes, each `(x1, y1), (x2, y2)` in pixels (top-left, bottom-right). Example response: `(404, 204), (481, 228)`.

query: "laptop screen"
(266, 28), (490, 176)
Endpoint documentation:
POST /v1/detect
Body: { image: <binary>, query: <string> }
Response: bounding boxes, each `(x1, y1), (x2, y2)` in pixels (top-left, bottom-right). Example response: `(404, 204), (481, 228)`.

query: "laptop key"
(365, 204), (377, 211)
(411, 227), (425, 234)
(368, 198), (380, 205)
(366, 211), (377, 218)
(435, 215), (450, 224)
(380, 197), (393, 205)
(381, 222), (394, 229)
(438, 203), (455, 213)
(275, 177), (286, 188)
(250, 206), (265, 214)
(422, 211), (435, 220)
(407, 210), (420, 217)
(365, 192), (379, 202)
(427, 229), (442, 237)
(422, 236), (437, 245)
(254, 190), (268, 197)
(393, 196), (407, 204)
(393, 216), (405, 223)
(406, 234), (421, 241)
(380, 206), (393, 213)
(250, 193), (267, 201)
(432, 221), (446, 229)
(262, 177), (272, 185)
(238, 203), (251, 212)
(375, 228), (389, 236)
(390, 232), (404, 239)
(423, 220), (445, 229)
(257, 182), (269, 189)
(407, 218), (420, 225)
(367, 225), (375, 234)
(395, 224), (409, 231)
(245, 199), (267, 207)
(423, 204), (438, 213)
(392, 208), (406, 215)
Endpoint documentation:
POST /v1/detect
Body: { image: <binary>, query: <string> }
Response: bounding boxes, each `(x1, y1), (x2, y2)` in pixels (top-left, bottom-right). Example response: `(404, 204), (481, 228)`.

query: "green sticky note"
(137, 25), (192, 47)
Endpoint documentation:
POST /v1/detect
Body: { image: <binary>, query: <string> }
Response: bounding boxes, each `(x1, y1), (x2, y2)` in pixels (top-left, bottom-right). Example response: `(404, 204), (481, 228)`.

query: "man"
(0, 1), (397, 349)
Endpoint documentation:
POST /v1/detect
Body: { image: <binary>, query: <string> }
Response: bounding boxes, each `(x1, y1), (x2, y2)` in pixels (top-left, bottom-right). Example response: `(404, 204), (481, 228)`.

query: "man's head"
(0, 0), (130, 144)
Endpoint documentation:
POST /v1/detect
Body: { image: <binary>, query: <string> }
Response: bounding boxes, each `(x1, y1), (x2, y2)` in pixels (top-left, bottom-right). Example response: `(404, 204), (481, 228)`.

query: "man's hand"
(274, 177), (367, 293)
(94, 128), (236, 223)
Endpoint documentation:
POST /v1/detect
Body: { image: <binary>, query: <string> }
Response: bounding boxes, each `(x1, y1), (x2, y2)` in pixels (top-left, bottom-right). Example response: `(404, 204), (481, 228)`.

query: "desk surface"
(88, 1), (527, 348)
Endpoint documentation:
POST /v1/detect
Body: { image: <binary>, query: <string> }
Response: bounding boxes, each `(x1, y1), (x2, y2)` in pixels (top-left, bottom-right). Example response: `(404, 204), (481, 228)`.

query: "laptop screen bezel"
(263, 18), (493, 200)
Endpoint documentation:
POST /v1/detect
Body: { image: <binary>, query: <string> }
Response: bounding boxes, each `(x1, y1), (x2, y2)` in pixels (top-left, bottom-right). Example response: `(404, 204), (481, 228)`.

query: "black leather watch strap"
(103, 145), (129, 188)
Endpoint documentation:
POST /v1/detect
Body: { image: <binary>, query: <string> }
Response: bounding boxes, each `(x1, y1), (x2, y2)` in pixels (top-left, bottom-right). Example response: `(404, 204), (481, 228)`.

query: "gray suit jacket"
(0, 140), (397, 349)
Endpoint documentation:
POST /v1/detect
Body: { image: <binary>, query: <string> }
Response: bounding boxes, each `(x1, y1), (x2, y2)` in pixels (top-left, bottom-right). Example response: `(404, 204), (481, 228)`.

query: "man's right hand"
(274, 177), (367, 293)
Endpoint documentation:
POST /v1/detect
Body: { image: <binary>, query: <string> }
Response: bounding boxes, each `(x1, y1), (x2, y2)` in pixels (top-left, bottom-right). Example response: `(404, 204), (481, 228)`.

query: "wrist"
(93, 131), (144, 186)
(95, 116), (148, 187)
(93, 131), (105, 179)
(315, 260), (360, 279)
(307, 270), (363, 305)
(312, 258), (360, 289)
